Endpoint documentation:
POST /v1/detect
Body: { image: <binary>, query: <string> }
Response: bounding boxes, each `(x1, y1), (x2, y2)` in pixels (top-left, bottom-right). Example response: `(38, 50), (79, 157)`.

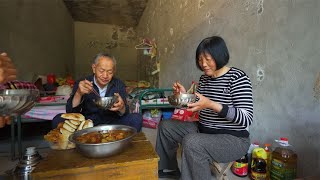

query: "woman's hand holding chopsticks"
(173, 81), (186, 95)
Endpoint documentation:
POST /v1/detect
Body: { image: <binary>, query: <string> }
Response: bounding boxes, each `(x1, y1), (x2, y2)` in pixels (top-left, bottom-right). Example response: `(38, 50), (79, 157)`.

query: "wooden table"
(32, 132), (159, 180)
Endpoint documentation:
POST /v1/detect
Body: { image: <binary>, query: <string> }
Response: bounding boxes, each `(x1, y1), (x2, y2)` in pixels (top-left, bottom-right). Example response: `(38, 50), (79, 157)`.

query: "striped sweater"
(197, 67), (253, 136)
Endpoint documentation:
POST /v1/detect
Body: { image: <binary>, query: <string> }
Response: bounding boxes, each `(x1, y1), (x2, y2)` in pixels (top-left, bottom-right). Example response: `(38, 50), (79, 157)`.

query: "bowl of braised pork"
(68, 125), (137, 158)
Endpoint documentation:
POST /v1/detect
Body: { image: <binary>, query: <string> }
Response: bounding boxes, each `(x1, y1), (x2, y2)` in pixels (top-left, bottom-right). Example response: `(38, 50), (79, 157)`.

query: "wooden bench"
(31, 132), (159, 180)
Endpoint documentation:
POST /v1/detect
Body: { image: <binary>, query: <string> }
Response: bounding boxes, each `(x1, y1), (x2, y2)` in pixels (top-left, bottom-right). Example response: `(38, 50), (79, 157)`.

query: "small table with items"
(31, 132), (159, 180)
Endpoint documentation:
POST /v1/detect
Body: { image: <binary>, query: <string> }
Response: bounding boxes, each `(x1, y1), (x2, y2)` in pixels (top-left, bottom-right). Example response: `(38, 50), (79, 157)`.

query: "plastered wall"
(74, 22), (138, 80)
(137, 0), (320, 177)
(0, 0), (74, 81)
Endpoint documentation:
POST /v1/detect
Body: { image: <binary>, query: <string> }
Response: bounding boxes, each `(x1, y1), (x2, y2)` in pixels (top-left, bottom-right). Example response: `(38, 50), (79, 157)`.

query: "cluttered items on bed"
(33, 74), (75, 96)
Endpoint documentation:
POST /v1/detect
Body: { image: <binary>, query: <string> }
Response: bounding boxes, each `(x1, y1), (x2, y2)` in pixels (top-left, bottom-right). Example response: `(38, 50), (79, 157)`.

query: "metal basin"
(0, 89), (40, 116)
(168, 93), (196, 108)
(94, 96), (118, 110)
(69, 125), (137, 158)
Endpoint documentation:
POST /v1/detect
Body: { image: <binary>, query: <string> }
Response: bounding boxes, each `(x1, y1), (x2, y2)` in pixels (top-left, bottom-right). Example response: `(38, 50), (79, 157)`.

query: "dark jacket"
(66, 74), (129, 125)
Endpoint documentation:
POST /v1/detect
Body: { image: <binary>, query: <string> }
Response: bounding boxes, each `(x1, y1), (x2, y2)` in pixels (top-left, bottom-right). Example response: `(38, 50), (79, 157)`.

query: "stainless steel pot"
(69, 125), (137, 158)
(0, 89), (40, 116)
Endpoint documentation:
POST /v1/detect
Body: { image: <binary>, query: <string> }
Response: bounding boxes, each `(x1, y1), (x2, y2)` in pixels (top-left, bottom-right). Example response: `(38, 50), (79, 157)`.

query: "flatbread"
(83, 120), (94, 129)
(77, 121), (86, 131)
(60, 127), (73, 136)
(64, 120), (78, 129)
(63, 123), (76, 133)
(61, 113), (85, 121)
(69, 120), (80, 126)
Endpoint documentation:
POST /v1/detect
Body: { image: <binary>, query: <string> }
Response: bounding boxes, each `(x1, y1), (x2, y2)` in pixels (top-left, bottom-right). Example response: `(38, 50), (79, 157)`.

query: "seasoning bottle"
(248, 142), (260, 173)
(231, 154), (248, 177)
(264, 143), (272, 179)
(251, 148), (267, 179)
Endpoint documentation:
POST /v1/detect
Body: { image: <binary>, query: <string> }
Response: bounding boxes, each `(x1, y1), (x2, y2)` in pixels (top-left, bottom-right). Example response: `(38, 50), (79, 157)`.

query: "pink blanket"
(23, 105), (66, 120)
(22, 96), (68, 120)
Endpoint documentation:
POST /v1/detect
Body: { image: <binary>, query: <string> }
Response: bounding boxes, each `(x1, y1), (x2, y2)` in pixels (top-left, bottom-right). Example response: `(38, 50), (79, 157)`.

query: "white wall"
(0, 0), (74, 81)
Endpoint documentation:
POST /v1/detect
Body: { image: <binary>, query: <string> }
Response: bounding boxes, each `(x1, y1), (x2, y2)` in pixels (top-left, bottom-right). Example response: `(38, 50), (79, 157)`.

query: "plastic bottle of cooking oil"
(270, 137), (298, 180)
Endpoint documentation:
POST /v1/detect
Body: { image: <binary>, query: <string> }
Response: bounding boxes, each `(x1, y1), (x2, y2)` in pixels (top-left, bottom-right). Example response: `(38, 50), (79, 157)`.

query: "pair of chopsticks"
(186, 81), (197, 94)
(91, 88), (100, 97)
(176, 81), (197, 94)
(85, 78), (100, 97)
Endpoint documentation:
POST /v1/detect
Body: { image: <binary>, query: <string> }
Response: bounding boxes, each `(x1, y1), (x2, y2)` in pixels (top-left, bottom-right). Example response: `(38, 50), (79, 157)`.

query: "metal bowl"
(168, 93), (196, 108)
(94, 96), (118, 110)
(0, 89), (40, 116)
(69, 125), (137, 158)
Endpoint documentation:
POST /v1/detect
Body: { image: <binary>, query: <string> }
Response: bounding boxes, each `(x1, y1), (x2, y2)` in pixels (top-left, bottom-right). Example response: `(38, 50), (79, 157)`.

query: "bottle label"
(270, 158), (296, 180)
(251, 171), (267, 179)
(232, 162), (248, 176)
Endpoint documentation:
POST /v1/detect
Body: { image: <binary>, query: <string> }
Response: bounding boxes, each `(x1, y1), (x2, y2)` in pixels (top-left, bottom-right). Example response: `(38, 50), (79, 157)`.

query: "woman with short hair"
(156, 36), (254, 180)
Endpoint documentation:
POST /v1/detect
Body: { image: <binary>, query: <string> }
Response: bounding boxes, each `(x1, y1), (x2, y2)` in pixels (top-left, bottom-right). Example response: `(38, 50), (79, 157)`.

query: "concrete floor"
(0, 124), (248, 180)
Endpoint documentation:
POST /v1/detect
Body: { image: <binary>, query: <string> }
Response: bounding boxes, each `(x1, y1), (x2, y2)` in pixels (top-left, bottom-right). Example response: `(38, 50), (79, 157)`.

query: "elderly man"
(0, 52), (17, 128)
(52, 53), (142, 132)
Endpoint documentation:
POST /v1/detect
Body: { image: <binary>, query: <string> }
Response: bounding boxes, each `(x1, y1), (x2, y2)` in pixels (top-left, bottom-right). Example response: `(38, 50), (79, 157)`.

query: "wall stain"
(245, 1), (250, 11)
(170, 44), (175, 54)
(256, 64), (265, 83)
(206, 11), (211, 18)
(208, 17), (213, 24)
(118, 26), (126, 33)
(206, 11), (214, 24)
(314, 72), (320, 100)
(105, 41), (118, 49)
(126, 27), (136, 41)
(243, 0), (264, 15)
(111, 29), (119, 40)
(170, 28), (174, 36)
(87, 40), (118, 49)
(198, 0), (205, 9)
(257, 0), (264, 15)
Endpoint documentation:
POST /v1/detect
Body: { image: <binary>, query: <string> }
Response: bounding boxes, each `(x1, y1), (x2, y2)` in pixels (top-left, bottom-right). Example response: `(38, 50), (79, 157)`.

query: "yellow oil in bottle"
(270, 138), (297, 180)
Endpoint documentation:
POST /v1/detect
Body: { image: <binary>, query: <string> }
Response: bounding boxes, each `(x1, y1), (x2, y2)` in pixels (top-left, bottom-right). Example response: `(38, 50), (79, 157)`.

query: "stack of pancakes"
(44, 113), (93, 150)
